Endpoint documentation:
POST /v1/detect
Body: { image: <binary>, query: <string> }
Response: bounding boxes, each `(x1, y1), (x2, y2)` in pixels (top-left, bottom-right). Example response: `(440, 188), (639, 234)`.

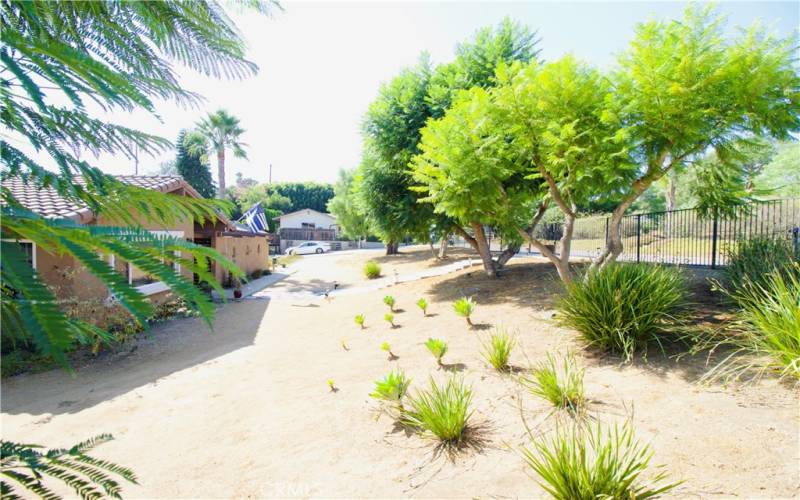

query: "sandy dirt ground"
(2, 247), (798, 499)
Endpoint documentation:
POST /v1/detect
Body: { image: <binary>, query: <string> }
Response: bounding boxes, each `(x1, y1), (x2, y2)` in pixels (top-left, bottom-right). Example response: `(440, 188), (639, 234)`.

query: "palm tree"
(190, 110), (248, 199)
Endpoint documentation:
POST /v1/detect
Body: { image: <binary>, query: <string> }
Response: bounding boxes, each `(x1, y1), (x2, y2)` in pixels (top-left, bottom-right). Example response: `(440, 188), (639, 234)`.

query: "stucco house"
(273, 208), (338, 252)
(3, 175), (269, 306)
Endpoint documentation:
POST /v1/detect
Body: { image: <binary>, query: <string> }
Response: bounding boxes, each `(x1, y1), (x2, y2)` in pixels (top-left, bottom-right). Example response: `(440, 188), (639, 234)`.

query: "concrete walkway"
(211, 269), (296, 302)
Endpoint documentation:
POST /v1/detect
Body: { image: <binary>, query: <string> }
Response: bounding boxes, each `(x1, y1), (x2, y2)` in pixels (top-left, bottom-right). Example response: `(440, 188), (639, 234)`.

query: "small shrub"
(327, 379), (337, 392)
(416, 297), (429, 316)
(384, 312), (395, 327)
(725, 236), (799, 304)
(481, 329), (515, 372)
(453, 297), (476, 325)
(703, 268), (800, 382)
(364, 260), (382, 279)
(370, 370), (411, 407)
(383, 295), (396, 311)
(251, 269), (263, 279)
(403, 376), (473, 444)
(0, 434), (138, 499)
(522, 422), (680, 499)
(381, 341), (397, 359)
(558, 263), (687, 361)
(522, 353), (585, 413)
(425, 337), (448, 366)
(355, 314), (365, 329)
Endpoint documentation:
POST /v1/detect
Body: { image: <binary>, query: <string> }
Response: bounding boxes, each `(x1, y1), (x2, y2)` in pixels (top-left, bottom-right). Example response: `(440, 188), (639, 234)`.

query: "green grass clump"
(453, 296), (476, 325)
(354, 314), (365, 329)
(416, 297), (429, 316)
(384, 312), (395, 327)
(704, 268), (800, 382)
(522, 353), (585, 413)
(557, 263), (687, 361)
(369, 370), (411, 407)
(724, 236), (799, 304)
(425, 337), (448, 366)
(522, 422), (680, 499)
(383, 295), (396, 311)
(403, 376), (473, 444)
(481, 329), (515, 372)
(364, 260), (382, 279)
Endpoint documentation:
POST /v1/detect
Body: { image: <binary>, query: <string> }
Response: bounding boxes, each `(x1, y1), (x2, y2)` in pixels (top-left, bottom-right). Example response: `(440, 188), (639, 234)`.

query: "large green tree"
(412, 87), (534, 275)
(1, 0), (273, 366)
(271, 182), (334, 213)
(361, 19), (540, 256)
(327, 168), (372, 242)
(361, 57), (437, 254)
(592, 5), (800, 269)
(492, 56), (635, 282)
(176, 130), (217, 198)
(190, 109), (248, 199)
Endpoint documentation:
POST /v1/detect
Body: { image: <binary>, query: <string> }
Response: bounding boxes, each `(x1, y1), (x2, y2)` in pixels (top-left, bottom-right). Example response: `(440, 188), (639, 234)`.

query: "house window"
(111, 230), (184, 296)
(2, 240), (36, 269)
(301, 222), (316, 229)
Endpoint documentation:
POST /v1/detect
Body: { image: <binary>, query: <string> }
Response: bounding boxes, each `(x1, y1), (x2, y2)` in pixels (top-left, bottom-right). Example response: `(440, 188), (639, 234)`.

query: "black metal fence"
(547, 198), (800, 268)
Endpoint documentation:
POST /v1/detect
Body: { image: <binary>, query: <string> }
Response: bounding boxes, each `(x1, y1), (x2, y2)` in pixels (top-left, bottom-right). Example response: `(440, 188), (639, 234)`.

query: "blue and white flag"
(240, 202), (268, 233)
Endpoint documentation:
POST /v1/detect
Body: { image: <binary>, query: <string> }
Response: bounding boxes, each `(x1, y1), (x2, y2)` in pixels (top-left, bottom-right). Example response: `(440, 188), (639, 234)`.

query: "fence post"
(636, 214), (641, 263)
(711, 213), (719, 269)
(604, 217), (609, 247)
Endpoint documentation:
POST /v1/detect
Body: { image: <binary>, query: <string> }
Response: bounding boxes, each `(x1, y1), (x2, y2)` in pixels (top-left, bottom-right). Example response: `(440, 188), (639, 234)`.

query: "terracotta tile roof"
(2, 175), (204, 222)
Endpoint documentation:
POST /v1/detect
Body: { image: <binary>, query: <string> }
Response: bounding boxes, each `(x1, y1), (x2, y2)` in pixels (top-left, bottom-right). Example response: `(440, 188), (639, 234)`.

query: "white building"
(274, 209), (338, 252)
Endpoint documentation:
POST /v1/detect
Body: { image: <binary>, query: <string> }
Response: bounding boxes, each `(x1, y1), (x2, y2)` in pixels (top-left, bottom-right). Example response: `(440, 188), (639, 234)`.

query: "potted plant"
(232, 276), (243, 299)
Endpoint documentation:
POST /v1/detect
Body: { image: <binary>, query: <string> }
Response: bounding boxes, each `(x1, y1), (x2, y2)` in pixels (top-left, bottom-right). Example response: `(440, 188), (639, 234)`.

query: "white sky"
(70, 1), (799, 185)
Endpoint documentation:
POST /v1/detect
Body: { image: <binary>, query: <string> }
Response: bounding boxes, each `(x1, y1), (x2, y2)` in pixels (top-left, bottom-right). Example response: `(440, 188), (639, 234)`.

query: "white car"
(285, 241), (331, 255)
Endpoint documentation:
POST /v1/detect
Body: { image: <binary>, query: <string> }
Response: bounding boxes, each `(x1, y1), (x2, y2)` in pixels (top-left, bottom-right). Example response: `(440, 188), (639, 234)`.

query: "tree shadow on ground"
(1, 299), (270, 416)
(428, 261), (568, 311)
(371, 247), (480, 269)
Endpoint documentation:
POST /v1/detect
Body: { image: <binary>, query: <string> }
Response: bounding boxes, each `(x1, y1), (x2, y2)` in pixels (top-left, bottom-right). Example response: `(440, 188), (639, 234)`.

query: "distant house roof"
(272, 208), (337, 221)
(2, 175), (232, 227)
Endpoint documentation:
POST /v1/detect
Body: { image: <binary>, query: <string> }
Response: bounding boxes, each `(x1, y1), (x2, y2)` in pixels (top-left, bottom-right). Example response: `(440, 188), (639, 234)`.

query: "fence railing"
(536, 198), (800, 268)
(278, 227), (338, 242)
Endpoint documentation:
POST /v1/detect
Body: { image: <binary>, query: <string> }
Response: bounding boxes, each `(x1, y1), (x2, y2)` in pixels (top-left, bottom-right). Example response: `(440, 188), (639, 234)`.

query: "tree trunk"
(385, 241), (399, 255)
(666, 174), (676, 212)
(438, 234), (449, 259)
(592, 172), (661, 271)
(428, 239), (437, 259)
(217, 148), (226, 199)
(495, 242), (519, 268)
(471, 222), (498, 277)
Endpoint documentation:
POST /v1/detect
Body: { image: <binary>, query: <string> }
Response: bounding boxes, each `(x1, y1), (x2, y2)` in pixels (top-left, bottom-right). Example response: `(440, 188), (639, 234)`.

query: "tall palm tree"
(191, 110), (248, 198)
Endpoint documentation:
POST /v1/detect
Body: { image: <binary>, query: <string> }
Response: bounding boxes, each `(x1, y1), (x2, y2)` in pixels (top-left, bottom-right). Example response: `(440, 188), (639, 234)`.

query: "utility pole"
(268, 163), (272, 184)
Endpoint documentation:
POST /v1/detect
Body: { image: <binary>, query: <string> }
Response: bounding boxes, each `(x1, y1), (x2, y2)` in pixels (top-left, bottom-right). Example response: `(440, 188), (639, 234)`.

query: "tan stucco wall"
(214, 235), (270, 285)
(35, 198), (195, 307)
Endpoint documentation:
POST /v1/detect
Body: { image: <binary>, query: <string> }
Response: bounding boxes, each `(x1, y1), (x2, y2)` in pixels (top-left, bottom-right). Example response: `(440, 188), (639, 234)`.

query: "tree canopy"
(176, 130), (217, 198)
(593, 4), (800, 268)
(359, 18), (541, 255)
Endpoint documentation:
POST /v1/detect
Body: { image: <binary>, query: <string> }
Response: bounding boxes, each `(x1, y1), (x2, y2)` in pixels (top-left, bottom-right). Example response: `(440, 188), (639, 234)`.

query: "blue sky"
(94, 1), (798, 185)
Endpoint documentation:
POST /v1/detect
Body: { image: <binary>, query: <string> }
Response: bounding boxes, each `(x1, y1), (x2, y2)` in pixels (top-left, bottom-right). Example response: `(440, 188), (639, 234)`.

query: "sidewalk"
(211, 269), (296, 302)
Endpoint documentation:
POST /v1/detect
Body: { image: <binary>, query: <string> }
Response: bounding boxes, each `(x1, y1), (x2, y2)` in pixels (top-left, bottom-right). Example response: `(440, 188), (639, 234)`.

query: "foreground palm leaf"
(1, 0), (276, 365)
(1, 434), (137, 499)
